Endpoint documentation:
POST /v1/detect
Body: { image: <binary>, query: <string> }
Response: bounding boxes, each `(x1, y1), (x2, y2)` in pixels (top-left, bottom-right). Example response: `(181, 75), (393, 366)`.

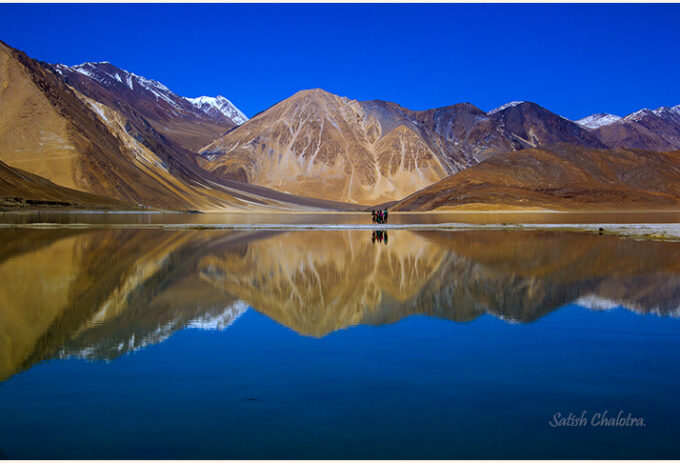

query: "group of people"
(371, 209), (389, 224)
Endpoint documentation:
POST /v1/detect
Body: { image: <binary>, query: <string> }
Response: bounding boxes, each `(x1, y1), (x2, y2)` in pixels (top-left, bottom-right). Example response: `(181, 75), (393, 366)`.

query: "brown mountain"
(5, 37), (680, 210)
(488, 101), (607, 149)
(393, 144), (680, 211)
(199, 89), (462, 204)
(200, 92), (613, 205)
(590, 107), (680, 151)
(361, 100), (518, 163)
(0, 40), (207, 210)
(0, 158), (131, 210)
(0, 41), (364, 211)
(51, 61), (246, 152)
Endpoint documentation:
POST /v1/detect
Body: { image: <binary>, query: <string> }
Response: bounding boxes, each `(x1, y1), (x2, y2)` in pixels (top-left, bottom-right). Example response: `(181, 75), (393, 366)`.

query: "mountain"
(51, 61), (247, 151)
(393, 144), (680, 211)
(0, 40), (208, 210)
(577, 105), (680, 151)
(199, 89), (462, 204)
(186, 95), (248, 126)
(5, 37), (680, 210)
(576, 113), (622, 129)
(0, 40), (365, 211)
(199, 91), (610, 204)
(487, 101), (607, 149)
(361, 100), (517, 163)
(0, 158), (131, 210)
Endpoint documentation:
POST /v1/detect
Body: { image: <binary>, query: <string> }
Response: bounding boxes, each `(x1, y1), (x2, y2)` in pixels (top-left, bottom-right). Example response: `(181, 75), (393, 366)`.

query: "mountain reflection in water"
(1, 227), (679, 381)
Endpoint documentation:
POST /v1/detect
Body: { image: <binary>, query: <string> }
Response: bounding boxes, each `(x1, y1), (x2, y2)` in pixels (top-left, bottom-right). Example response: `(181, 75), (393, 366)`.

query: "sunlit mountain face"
(1, 227), (679, 381)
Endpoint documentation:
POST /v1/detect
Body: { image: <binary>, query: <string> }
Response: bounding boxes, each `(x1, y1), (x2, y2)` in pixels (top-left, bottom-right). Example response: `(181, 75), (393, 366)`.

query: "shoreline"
(1, 222), (679, 240)
(3, 208), (680, 215)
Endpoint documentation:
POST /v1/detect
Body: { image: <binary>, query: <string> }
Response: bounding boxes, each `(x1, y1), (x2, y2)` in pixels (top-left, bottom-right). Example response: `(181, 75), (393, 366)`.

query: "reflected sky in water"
(0, 227), (679, 458)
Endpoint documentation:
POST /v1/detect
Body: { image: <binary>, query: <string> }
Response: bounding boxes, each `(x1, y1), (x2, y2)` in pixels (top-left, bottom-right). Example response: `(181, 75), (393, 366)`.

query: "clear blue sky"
(1, 4), (679, 120)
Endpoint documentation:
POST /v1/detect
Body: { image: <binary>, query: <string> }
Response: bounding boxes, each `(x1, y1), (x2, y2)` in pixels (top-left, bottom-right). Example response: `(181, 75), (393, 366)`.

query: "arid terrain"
(2, 39), (680, 212)
(393, 144), (680, 211)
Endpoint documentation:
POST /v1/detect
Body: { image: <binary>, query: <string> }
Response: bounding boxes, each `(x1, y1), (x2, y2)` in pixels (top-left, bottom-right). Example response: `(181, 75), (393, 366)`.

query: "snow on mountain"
(187, 95), (248, 125)
(622, 105), (680, 123)
(54, 61), (247, 125)
(624, 108), (655, 122)
(488, 101), (525, 114)
(651, 105), (680, 121)
(576, 113), (622, 129)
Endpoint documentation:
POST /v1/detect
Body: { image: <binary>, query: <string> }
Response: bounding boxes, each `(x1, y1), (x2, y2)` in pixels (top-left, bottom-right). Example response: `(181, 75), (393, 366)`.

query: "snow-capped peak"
(651, 106), (680, 121)
(488, 101), (525, 114)
(621, 105), (680, 123)
(624, 108), (654, 122)
(186, 95), (248, 125)
(576, 113), (622, 129)
(54, 61), (247, 122)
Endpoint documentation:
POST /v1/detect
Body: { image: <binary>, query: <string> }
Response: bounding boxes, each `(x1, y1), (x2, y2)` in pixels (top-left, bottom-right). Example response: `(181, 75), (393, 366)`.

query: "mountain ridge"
(0, 41), (365, 211)
(4, 38), (680, 211)
(198, 89), (615, 204)
(393, 144), (680, 211)
(50, 60), (248, 152)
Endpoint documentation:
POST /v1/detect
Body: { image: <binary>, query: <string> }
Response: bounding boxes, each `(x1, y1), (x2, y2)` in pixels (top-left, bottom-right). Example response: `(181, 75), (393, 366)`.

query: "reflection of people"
(371, 230), (389, 245)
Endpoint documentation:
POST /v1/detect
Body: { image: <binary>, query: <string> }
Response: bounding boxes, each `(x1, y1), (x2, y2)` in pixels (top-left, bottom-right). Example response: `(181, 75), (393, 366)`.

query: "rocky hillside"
(0, 41), (362, 211)
(200, 89), (461, 204)
(199, 91), (610, 204)
(3, 37), (680, 211)
(489, 101), (606, 149)
(393, 144), (680, 211)
(51, 61), (247, 151)
(584, 106), (680, 151)
(0, 159), (131, 210)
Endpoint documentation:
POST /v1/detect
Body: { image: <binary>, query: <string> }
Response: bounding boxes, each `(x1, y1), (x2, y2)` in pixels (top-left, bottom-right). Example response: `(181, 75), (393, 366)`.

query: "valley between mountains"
(2, 39), (680, 213)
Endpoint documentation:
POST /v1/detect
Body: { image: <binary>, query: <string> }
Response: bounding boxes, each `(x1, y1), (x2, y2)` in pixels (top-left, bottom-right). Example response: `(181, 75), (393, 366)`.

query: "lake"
(0, 216), (679, 458)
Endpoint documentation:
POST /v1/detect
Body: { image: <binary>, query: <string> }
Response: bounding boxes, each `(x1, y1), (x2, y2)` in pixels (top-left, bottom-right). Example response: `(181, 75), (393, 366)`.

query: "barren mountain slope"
(398, 102), (519, 162)
(199, 89), (466, 204)
(488, 101), (607, 149)
(200, 92), (621, 205)
(0, 40), (223, 210)
(394, 144), (680, 211)
(0, 42), (362, 211)
(51, 61), (246, 151)
(591, 107), (680, 151)
(0, 159), (131, 210)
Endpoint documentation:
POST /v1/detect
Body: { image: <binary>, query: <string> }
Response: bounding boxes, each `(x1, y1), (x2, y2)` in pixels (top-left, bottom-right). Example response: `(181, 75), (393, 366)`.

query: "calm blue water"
(0, 227), (679, 458)
(0, 306), (679, 459)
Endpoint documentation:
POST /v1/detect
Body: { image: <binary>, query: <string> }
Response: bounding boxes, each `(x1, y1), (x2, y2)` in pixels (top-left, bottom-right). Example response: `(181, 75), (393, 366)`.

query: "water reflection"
(1, 228), (679, 381)
(371, 230), (388, 244)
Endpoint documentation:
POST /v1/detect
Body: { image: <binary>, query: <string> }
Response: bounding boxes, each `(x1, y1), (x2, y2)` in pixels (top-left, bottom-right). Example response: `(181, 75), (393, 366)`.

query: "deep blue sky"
(1, 4), (679, 120)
